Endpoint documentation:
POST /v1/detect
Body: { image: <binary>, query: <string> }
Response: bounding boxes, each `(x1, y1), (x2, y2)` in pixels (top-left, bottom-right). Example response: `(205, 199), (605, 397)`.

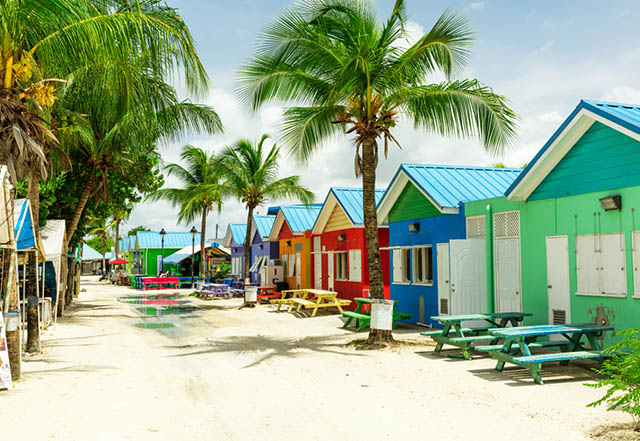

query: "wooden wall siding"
(325, 205), (353, 232)
(530, 122), (640, 201)
(389, 183), (442, 223)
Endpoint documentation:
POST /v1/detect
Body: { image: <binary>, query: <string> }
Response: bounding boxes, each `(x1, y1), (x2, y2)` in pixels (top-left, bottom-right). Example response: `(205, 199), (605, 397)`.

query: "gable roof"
(223, 223), (247, 247)
(268, 204), (322, 241)
(164, 242), (230, 265)
(82, 242), (103, 261)
(312, 187), (385, 234)
(507, 100), (640, 200)
(377, 164), (522, 223)
(135, 231), (202, 249)
(252, 215), (276, 240)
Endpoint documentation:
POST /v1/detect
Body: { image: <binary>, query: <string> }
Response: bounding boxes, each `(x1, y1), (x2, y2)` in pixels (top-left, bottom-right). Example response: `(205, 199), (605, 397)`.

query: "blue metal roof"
(253, 215), (276, 239)
(392, 164), (522, 209)
(229, 224), (247, 245)
(280, 204), (322, 233)
(136, 231), (202, 249)
(506, 99), (640, 196)
(330, 187), (386, 225)
(14, 199), (35, 250)
(82, 242), (103, 261)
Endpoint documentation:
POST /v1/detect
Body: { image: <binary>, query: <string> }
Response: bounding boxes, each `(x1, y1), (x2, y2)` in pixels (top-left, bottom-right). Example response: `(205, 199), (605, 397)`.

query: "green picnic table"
(342, 298), (412, 331)
(487, 323), (614, 385)
(423, 312), (532, 360)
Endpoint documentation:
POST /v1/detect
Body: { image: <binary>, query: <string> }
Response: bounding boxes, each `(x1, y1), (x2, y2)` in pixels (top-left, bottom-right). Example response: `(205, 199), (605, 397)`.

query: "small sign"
(0, 314), (13, 389)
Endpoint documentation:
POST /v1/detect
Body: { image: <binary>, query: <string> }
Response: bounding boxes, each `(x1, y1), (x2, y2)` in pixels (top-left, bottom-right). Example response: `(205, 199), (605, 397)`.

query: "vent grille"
(466, 215), (486, 239)
(552, 309), (567, 325)
(494, 211), (520, 238)
(440, 299), (449, 315)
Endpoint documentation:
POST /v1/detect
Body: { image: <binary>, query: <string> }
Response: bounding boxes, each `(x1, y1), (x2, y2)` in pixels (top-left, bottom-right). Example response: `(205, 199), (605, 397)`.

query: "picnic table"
(342, 298), (412, 331)
(256, 286), (278, 304)
(196, 283), (231, 299)
(487, 323), (614, 385)
(141, 277), (179, 291)
(270, 289), (351, 316)
(422, 312), (532, 360)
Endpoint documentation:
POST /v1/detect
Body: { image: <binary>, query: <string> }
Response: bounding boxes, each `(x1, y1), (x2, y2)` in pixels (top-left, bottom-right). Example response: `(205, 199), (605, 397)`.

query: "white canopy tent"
(40, 220), (65, 322)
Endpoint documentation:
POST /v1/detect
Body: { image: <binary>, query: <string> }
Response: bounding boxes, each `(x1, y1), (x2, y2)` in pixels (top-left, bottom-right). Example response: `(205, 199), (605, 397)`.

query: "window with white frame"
(335, 252), (348, 280)
(392, 248), (411, 284)
(348, 249), (362, 282)
(576, 233), (626, 297)
(412, 246), (433, 285)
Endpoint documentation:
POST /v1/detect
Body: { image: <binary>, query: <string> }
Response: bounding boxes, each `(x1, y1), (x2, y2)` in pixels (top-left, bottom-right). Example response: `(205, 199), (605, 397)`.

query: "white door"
(546, 236), (571, 329)
(634, 231), (640, 297)
(314, 254), (322, 289)
(327, 251), (334, 291)
(450, 239), (487, 316)
(495, 238), (522, 312)
(436, 243), (450, 315)
(296, 253), (302, 288)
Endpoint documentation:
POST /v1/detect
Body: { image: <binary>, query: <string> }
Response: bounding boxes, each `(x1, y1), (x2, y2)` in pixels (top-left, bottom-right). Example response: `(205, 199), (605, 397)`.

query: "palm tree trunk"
(27, 167), (40, 229)
(361, 137), (392, 344)
(65, 177), (94, 248)
(101, 235), (106, 280)
(114, 220), (120, 260)
(243, 205), (254, 305)
(3, 247), (20, 380)
(200, 208), (207, 278)
(56, 242), (68, 317)
(25, 250), (40, 353)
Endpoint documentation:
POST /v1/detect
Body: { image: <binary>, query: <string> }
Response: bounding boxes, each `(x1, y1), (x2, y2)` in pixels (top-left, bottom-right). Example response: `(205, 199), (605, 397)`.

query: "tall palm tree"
(111, 204), (132, 260)
(87, 216), (111, 279)
(238, 0), (518, 341)
(215, 134), (314, 303)
(147, 145), (225, 278)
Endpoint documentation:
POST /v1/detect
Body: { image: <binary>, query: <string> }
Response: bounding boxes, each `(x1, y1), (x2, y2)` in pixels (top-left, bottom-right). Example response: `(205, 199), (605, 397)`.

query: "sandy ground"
(1, 276), (635, 441)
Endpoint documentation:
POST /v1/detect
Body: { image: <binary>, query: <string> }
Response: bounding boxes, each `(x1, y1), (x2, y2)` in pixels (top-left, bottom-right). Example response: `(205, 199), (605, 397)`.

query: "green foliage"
(587, 328), (640, 428)
(128, 226), (151, 236)
(213, 264), (231, 280)
(16, 173), (67, 226)
(86, 236), (114, 255)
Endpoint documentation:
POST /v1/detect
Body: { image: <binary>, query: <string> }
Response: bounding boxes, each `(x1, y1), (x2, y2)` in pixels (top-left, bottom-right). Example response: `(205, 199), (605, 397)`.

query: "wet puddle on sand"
(121, 294), (202, 335)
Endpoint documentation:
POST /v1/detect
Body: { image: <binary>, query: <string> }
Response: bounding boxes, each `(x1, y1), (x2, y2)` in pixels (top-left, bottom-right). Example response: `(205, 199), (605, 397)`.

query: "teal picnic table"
(342, 298), (412, 331)
(423, 312), (532, 360)
(487, 323), (614, 385)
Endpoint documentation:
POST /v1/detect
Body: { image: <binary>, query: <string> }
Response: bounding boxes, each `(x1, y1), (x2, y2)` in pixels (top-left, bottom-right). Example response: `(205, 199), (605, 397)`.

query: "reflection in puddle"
(136, 306), (197, 316)
(134, 323), (176, 329)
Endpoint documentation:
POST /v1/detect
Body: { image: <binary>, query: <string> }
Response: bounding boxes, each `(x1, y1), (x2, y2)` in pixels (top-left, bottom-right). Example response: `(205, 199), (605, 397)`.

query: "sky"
(124, 0), (640, 239)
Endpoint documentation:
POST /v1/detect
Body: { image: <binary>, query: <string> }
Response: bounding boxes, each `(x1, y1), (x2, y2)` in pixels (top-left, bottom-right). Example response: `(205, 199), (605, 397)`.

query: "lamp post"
(190, 226), (197, 288)
(159, 228), (166, 276)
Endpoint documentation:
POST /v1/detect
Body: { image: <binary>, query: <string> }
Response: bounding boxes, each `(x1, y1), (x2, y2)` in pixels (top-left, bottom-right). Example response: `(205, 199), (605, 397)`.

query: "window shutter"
(349, 249), (362, 282)
(392, 250), (401, 283)
(576, 235), (599, 295)
(600, 233), (626, 296)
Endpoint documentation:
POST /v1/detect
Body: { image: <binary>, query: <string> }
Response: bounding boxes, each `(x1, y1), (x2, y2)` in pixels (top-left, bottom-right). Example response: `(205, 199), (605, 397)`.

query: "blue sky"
(127, 0), (640, 236)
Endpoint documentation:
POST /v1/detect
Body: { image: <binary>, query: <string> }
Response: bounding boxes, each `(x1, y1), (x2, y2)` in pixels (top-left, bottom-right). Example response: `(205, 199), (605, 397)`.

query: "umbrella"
(109, 258), (128, 265)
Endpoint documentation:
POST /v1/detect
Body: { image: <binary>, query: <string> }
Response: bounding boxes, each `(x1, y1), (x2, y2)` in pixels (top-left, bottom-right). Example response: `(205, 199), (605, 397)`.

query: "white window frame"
(335, 251), (348, 281)
(576, 233), (627, 298)
(348, 249), (362, 282)
(412, 246), (433, 286)
(392, 248), (411, 285)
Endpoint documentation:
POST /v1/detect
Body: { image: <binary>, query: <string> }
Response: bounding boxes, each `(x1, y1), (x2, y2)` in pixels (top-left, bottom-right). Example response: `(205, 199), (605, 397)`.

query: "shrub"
(587, 328), (640, 429)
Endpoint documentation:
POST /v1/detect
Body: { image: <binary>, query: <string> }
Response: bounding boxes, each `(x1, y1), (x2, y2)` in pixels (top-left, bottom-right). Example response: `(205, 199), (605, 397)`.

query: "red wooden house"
(311, 187), (390, 308)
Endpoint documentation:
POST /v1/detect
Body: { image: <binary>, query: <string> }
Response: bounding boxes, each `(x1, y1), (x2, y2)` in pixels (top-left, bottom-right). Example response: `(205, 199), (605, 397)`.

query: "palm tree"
(147, 145), (225, 278)
(87, 216), (111, 279)
(111, 204), (132, 260)
(215, 135), (314, 303)
(238, 0), (518, 341)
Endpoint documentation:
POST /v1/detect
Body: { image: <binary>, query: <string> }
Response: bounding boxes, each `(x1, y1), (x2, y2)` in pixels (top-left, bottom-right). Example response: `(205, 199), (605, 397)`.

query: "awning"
(14, 199), (36, 250)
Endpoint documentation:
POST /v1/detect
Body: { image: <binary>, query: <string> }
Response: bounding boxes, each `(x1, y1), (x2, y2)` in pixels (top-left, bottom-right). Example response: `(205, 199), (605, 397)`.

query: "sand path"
(1, 276), (630, 441)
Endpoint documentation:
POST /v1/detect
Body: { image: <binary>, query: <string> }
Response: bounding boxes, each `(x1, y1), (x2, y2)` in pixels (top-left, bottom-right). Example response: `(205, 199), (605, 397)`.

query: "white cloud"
(537, 111), (563, 124)
(601, 86), (640, 104)
(392, 20), (425, 50)
(533, 40), (555, 55)
(467, 1), (486, 11)
(618, 9), (631, 17)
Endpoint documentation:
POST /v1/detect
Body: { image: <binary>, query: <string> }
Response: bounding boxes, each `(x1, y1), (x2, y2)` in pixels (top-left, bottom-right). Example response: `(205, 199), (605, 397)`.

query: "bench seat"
(420, 327), (491, 337)
(342, 311), (370, 320)
(394, 312), (412, 320)
(292, 299), (316, 307)
(447, 335), (495, 343)
(474, 340), (571, 352)
(514, 350), (606, 364)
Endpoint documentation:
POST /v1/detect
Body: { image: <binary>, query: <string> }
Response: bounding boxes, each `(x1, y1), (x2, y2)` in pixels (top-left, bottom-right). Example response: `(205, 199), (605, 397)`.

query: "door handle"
(445, 280), (449, 284)
(515, 290), (520, 295)
(547, 284), (552, 289)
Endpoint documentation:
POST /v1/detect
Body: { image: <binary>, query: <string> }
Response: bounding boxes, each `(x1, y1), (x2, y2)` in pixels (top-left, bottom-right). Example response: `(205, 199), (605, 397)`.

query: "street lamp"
(190, 226), (197, 288)
(159, 228), (166, 276)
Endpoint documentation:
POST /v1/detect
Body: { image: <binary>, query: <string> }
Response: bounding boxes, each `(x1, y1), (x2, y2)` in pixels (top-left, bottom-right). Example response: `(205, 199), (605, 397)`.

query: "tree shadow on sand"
(164, 334), (365, 368)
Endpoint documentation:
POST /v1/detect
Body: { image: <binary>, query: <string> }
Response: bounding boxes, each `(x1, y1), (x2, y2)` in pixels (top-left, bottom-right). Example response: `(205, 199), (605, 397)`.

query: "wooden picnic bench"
(288, 290), (351, 316)
(342, 297), (412, 331)
(423, 312), (532, 360)
(141, 277), (179, 291)
(256, 286), (279, 304)
(488, 323), (614, 385)
(270, 289), (308, 311)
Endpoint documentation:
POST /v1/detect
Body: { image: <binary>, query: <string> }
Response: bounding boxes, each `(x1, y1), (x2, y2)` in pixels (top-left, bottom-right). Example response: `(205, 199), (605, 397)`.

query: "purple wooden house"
(249, 214), (279, 284)
(223, 223), (247, 280)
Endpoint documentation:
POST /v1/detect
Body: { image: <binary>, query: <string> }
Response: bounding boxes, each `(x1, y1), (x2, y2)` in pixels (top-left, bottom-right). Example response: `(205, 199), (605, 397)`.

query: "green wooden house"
(133, 231), (202, 276)
(464, 99), (640, 343)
